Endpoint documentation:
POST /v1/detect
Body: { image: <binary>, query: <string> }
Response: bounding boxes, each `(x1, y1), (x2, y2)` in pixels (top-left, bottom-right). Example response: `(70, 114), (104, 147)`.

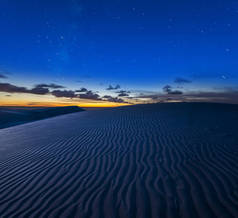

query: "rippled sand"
(0, 103), (238, 218)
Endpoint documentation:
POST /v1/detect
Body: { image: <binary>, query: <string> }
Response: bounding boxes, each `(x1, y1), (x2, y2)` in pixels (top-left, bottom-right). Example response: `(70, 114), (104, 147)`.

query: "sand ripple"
(0, 103), (238, 218)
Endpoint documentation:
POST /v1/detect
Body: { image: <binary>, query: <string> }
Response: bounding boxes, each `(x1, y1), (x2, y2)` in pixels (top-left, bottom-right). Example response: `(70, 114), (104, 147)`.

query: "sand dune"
(0, 106), (84, 129)
(0, 103), (238, 218)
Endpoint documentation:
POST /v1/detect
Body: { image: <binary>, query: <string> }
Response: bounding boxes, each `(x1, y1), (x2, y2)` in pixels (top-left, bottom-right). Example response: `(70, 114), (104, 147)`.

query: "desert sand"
(0, 103), (238, 218)
(0, 106), (84, 129)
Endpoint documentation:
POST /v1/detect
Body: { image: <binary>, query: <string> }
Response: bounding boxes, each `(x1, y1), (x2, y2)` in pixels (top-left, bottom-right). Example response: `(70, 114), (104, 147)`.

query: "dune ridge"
(0, 106), (84, 129)
(0, 103), (238, 218)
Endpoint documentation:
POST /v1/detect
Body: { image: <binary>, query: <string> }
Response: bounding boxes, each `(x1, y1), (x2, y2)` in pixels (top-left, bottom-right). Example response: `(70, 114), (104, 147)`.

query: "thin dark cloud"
(103, 95), (111, 99)
(79, 91), (101, 100)
(27, 102), (41, 106)
(163, 85), (172, 93)
(118, 93), (129, 97)
(136, 93), (183, 101)
(174, 77), (191, 84)
(183, 90), (238, 104)
(0, 82), (50, 95)
(135, 89), (238, 104)
(75, 88), (88, 92)
(30, 87), (50, 95)
(51, 90), (77, 98)
(35, 83), (65, 89)
(116, 90), (130, 97)
(106, 84), (120, 90)
(163, 85), (183, 95)
(0, 74), (7, 79)
(0, 83), (28, 93)
(168, 90), (183, 95)
(103, 95), (127, 103)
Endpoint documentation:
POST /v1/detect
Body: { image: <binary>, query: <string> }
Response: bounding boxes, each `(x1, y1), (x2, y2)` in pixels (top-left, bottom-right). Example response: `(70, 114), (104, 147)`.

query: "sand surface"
(0, 103), (238, 218)
(0, 106), (84, 129)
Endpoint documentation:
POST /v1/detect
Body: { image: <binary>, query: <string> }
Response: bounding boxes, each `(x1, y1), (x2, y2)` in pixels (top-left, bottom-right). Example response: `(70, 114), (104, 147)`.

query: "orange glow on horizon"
(0, 102), (130, 107)
(0, 101), (131, 108)
(0, 93), (132, 107)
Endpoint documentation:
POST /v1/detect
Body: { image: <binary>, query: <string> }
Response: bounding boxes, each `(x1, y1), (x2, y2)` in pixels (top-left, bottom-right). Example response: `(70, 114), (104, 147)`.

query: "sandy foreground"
(0, 103), (238, 218)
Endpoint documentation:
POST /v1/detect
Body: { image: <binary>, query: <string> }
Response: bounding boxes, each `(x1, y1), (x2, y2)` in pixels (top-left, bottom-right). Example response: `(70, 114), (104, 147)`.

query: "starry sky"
(0, 0), (238, 107)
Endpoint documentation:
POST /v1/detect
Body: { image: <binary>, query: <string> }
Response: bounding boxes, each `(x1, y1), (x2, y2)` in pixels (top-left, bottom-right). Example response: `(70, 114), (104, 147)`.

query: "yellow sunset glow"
(0, 93), (130, 107)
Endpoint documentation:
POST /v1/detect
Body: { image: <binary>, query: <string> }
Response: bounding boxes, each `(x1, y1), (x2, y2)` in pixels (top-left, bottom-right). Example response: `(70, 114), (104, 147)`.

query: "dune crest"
(0, 106), (84, 129)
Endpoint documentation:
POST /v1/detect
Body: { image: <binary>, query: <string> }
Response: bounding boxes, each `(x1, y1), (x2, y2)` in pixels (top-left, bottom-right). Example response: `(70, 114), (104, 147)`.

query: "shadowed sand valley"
(0, 103), (238, 218)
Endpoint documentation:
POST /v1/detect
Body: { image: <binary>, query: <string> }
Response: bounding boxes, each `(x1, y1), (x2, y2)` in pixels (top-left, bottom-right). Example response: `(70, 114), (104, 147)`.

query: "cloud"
(103, 95), (111, 99)
(163, 85), (172, 93)
(163, 85), (183, 95)
(136, 93), (183, 101)
(174, 77), (191, 84)
(106, 84), (121, 90)
(30, 87), (50, 95)
(116, 90), (130, 97)
(168, 90), (183, 95)
(183, 90), (238, 104)
(0, 74), (7, 79)
(118, 93), (129, 97)
(0, 82), (50, 95)
(103, 95), (127, 103)
(0, 82), (131, 104)
(135, 88), (238, 104)
(75, 88), (88, 92)
(35, 83), (65, 89)
(51, 89), (102, 101)
(79, 91), (101, 100)
(0, 83), (27, 93)
(51, 90), (77, 98)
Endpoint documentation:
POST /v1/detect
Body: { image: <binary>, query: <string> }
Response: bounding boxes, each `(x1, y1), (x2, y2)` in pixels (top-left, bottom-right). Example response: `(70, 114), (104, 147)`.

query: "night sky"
(0, 0), (238, 106)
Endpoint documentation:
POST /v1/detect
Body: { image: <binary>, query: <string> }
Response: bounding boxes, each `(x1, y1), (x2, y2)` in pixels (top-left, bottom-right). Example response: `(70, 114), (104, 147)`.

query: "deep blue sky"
(0, 0), (238, 106)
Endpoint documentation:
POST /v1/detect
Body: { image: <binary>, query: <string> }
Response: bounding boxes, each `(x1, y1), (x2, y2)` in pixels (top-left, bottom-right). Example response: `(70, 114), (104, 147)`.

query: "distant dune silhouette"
(0, 103), (238, 217)
(0, 106), (84, 129)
